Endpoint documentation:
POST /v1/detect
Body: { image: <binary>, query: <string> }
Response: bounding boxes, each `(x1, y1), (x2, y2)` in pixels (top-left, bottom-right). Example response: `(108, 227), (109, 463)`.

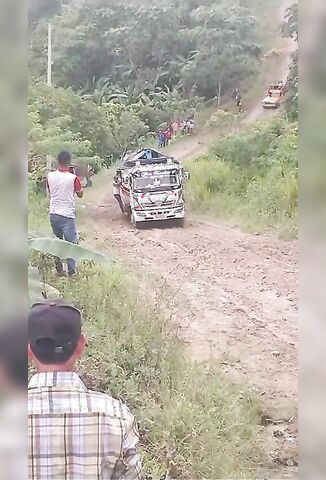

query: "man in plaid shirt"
(28, 299), (143, 480)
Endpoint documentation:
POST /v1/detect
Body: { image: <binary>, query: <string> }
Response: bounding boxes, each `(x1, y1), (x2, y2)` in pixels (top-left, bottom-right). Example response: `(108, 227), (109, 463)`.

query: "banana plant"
(28, 235), (108, 305)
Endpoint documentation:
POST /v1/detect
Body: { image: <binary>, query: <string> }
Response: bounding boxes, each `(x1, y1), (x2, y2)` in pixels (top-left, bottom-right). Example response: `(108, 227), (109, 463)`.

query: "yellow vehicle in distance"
(262, 80), (288, 109)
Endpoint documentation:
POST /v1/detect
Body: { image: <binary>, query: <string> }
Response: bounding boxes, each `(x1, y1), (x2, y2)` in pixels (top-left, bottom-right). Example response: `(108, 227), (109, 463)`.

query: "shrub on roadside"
(187, 118), (298, 237)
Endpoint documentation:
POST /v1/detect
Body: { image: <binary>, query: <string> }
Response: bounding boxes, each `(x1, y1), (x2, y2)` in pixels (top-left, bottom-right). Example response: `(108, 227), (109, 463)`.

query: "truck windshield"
(133, 174), (179, 192)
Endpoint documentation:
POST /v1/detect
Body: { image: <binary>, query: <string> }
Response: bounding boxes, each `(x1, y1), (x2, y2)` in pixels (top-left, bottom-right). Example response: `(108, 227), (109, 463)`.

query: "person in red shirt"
(47, 151), (83, 277)
(164, 128), (172, 146)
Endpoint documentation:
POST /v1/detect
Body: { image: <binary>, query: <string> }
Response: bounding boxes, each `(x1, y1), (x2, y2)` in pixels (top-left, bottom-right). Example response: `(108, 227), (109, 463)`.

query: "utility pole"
(46, 23), (52, 173)
(217, 80), (221, 108)
(47, 23), (52, 86)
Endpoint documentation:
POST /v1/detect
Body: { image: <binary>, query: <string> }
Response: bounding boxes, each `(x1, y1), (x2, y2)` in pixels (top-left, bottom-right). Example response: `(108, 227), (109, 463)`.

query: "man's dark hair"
(0, 320), (28, 388)
(58, 150), (72, 166)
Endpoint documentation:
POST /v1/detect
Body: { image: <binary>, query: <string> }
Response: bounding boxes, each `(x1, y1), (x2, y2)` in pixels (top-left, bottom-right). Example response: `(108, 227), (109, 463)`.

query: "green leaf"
(28, 237), (108, 264)
(43, 283), (61, 299)
(28, 266), (45, 305)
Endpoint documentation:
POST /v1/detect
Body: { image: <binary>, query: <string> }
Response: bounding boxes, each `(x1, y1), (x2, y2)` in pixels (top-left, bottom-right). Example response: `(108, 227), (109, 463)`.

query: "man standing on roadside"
(47, 151), (83, 277)
(28, 299), (143, 480)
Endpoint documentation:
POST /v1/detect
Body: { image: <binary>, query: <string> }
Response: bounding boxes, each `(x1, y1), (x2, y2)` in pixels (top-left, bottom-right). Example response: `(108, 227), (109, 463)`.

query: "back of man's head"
(28, 299), (84, 369)
(58, 151), (72, 167)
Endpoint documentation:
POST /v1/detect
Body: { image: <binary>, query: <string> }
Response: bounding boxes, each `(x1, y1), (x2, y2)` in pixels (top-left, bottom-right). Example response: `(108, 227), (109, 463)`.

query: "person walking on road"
(172, 120), (179, 136)
(28, 299), (143, 480)
(232, 87), (239, 99)
(85, 164), (94, 188)
(157, 130), (164, 148)
(163, 127), (172, 146)
(113, 174), (124, 213)
(47, 151), (83, 277)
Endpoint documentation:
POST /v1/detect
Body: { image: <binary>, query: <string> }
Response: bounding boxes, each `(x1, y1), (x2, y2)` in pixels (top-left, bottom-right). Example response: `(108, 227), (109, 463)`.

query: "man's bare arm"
(74, 176), (84, 198)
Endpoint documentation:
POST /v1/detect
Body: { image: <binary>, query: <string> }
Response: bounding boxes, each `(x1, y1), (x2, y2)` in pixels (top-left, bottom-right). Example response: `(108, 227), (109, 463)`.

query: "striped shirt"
(28, 372), (143, 480)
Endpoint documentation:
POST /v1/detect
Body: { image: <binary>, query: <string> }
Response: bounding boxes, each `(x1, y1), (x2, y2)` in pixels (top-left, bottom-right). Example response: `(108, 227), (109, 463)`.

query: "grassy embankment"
(186, 117), (298, 238)
(29, 196), (264, 479)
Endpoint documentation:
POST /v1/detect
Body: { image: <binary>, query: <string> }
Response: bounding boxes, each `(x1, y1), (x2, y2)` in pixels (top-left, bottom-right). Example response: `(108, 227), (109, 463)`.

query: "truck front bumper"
(262, 103), (279, 109)
(133, 207), (185, 222)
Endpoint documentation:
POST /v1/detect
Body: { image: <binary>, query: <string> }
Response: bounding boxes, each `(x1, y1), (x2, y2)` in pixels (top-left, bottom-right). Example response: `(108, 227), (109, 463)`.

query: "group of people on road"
(157, 116), (195, 148)
(267, 82), (284, 98)
(232, 87), (244, 113)
(181, 116), (195, 136)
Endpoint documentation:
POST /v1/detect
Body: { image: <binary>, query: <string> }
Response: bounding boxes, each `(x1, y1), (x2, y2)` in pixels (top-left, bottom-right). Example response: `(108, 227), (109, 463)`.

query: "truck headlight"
(177, 193), (184, 206)
(132, 195), (142, 210)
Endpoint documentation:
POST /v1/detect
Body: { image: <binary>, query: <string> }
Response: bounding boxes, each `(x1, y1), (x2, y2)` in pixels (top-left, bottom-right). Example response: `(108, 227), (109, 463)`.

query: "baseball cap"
(28, 299), (82, 364)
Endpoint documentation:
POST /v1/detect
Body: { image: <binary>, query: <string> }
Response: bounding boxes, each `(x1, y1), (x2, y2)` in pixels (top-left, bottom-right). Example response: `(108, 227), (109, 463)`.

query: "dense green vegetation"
(28, 80), (199, 167)
(30, 0), (261, 99)
(187, 117), (298, 237)
(28, 0), (270, 167)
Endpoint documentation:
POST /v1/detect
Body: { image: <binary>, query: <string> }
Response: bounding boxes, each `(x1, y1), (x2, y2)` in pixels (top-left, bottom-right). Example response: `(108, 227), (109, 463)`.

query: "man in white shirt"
(47, 151), (83, 277)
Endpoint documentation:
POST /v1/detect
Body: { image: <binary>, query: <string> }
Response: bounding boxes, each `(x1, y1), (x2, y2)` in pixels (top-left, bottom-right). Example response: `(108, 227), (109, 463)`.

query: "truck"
(113, 148), (190, 228)
(261, 95), (281, 109)
(262, 80), (288, 109)
(269, 80), (288, 96)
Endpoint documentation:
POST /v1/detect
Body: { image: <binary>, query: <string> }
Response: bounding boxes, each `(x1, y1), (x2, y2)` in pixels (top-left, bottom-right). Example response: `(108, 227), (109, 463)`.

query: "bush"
(29, 82), (114, 162)
(187, 118), (298, 237)
(206, 110), (238, 131)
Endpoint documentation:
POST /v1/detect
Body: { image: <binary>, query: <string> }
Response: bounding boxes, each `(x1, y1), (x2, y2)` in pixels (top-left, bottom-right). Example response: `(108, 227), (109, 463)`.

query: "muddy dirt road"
(81, 182), (298, 474)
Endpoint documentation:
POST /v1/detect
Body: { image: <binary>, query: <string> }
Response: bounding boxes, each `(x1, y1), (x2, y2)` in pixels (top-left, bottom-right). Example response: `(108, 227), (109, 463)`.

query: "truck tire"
(176, 218), (185, 228)
(131, 213), (142, 229)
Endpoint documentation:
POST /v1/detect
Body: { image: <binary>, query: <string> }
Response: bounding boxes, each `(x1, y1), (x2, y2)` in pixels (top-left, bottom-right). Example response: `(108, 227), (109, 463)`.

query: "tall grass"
(29, 196), (264, 479)
(186, 118), (298, 238)
(56, 264), (264, 479)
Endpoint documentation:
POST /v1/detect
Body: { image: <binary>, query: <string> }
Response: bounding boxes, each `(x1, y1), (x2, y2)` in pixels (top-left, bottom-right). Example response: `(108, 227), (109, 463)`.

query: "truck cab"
(114, 149), (189, 228)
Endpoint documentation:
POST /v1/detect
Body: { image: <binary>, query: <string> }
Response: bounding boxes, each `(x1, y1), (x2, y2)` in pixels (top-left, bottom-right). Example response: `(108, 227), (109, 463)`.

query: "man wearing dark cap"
(28, 299), (143, 480)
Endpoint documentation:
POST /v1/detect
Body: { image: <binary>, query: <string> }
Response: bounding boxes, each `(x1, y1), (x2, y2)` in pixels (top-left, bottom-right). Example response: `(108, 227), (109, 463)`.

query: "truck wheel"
(176, 218), (185, 228)
(131, 213), (141, 229)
